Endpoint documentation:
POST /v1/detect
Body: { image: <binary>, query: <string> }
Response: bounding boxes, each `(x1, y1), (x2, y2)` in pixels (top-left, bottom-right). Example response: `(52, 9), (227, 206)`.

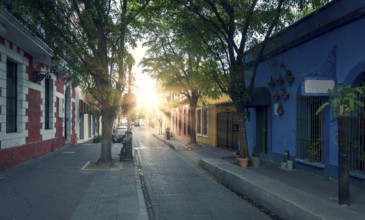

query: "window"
(88, 114), (92, 138)
(202, 107), (208, 136)
(6, 60), (17, 133)
(296, 96), (325, 163)
(196, 107), (209, 137)
(44, 78), (52, 129)
(349, 89), (365, 174)
(197, 108), (202, 135)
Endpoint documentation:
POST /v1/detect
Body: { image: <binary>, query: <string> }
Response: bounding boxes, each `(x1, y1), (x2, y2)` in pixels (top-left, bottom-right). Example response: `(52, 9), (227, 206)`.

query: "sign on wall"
(301, 77), (335, 96)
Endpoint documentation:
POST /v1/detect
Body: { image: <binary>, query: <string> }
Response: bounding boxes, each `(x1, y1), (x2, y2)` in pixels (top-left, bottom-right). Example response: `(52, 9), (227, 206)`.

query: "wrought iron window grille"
(33, 69), (53, 82)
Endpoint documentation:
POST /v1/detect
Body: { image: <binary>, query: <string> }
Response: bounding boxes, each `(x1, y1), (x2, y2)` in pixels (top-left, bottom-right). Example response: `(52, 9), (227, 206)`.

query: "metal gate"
(349, 93), (365, 175)
(217, 112), (239, 149)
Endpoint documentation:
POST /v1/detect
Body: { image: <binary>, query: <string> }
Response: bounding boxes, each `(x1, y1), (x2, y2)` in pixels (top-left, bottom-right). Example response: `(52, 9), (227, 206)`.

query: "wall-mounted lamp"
(33, 70), (52, 82)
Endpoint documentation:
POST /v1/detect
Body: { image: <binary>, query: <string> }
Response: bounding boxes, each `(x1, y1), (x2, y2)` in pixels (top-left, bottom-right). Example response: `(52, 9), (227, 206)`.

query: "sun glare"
(135, 74), (159, 111)
(131, 41), (161, 115)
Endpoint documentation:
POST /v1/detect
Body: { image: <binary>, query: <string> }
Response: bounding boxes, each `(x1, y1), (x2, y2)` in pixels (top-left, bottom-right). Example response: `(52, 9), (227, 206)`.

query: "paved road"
(134, 127), (273, 220)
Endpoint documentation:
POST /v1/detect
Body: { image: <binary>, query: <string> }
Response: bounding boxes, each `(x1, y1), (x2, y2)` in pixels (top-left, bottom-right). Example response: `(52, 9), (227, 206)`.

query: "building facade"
(243, 0), (365, 183)
(0, 8), (98, 170)
(170, 0), (365, 184)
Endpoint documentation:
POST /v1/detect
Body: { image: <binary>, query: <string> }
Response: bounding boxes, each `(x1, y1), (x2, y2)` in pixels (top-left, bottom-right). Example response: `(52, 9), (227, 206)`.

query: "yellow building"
(196, 95), (238, 148)
(170, 87), (271, 150)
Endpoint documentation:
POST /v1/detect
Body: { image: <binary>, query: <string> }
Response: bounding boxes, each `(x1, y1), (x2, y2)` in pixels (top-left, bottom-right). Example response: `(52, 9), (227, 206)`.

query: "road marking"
(63, 151), (76, 154)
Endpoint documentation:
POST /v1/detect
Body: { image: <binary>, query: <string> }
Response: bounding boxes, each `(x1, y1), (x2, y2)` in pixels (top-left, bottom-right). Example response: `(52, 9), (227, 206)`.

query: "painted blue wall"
(247, 1), (365, 183)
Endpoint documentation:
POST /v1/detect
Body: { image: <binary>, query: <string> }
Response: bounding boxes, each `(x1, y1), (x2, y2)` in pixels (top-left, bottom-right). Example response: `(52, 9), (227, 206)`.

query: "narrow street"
(134, 127), (272, 220)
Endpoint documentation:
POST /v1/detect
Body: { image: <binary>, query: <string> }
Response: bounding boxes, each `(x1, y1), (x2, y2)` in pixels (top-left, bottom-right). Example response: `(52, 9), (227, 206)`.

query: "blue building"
(245, 0), (365, 184)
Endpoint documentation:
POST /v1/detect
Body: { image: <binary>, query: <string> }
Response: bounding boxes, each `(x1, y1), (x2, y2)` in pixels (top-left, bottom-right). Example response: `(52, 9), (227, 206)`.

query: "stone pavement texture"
(0, 141), (148, 220)
(152, 129), (365, 220)
(2, 129), (364, 220)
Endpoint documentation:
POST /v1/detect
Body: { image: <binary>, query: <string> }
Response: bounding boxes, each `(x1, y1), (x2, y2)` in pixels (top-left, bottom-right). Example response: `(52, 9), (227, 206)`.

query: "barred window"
(44, 78), (53, 129)
(6, 60), (17, 133)
(296, 96), (325, 163)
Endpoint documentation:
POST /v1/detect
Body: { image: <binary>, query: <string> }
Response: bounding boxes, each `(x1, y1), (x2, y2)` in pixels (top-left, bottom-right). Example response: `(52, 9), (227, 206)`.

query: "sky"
(131, 42), (158, 110)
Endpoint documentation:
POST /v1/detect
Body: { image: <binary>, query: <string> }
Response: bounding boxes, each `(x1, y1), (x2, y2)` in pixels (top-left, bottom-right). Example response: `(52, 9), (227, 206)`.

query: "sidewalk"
(152, 130), (365, 220)
(0, 141), (148, 220)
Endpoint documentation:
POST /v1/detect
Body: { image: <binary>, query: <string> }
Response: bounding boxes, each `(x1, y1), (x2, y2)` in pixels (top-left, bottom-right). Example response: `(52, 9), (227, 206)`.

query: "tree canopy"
(144, 0), (331, 157)
(2, 0), (151, 164)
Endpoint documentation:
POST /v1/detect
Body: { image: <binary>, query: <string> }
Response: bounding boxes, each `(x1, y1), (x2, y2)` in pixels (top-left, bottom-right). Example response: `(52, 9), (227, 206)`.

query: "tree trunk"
(98, 107), (114, 164)
(237, 107), (249, 158)
(189, 95), (199, 145)
(337, 116), (351, 205)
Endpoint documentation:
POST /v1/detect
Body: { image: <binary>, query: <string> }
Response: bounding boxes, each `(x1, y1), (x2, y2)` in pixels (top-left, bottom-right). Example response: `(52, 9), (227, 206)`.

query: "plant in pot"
(277, 73), (284, 86)
(268, 76), (276, 87)
(316, 83), (365, 117)
(233, 151), (240, 164)
(307, 138), (321, 162)
(286, 70), (294, 83)
(276, 103), (284, 115)
(316, 82), (365, 205)
(251, 151), (261, 168)
(237, 144), (249, 168)
(281, 88), (289, 100)
(272, 90), (280, 100)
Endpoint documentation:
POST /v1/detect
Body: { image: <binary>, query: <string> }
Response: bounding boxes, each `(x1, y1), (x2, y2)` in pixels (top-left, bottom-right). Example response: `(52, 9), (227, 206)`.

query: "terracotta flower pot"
(250, 156), (261, 167)
(237, 157), (249, 168)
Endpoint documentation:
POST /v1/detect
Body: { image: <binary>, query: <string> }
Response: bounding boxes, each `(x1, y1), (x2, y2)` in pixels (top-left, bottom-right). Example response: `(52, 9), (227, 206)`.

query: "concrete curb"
(152, 134), (176, 150)
(199, 158), (363, 220)
(134, 149), (149, 220)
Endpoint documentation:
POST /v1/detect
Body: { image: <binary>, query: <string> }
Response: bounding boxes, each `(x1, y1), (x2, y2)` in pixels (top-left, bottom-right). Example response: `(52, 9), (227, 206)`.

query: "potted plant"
(307, 138), (321, 162)
(233, 151), (240, 164)
(251, 151), (261, 167)
(286, 70), (294, 83)
(272, 90), (280, 100)
(281, 88), (289, 100)
(277, 73), (284, 86)
(276, 103), (284, 115)
(316, 83), (365, 117)
(268, 76), (276, 87)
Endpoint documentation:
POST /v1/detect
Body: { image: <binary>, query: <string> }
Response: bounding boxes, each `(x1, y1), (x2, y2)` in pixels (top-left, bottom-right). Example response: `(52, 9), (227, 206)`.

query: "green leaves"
(316, 83), (365, 117)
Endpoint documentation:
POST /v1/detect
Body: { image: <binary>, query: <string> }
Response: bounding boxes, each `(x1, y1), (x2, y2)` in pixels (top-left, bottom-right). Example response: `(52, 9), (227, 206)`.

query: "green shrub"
(93, 135), (102, 143)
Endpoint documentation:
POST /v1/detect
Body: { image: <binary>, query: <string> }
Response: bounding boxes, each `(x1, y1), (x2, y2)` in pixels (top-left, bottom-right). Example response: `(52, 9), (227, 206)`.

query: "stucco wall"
(247, 4), (365, 180)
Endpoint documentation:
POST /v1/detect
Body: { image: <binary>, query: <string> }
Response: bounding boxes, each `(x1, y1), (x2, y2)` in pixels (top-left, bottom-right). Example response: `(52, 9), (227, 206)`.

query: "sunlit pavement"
(1, 126), (365, 220)
(148, 127), (365, 220)
(133, 126), (272, 220)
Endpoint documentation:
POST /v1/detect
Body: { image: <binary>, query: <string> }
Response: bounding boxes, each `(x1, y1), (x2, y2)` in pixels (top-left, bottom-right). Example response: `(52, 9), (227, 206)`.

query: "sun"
(135, 74), (160, 111)
(131, 41), (161, 114)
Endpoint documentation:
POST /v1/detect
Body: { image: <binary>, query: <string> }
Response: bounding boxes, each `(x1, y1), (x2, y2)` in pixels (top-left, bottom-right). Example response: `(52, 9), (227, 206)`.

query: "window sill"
(295, 159), (325, 169)
(350, 171), (365, 180)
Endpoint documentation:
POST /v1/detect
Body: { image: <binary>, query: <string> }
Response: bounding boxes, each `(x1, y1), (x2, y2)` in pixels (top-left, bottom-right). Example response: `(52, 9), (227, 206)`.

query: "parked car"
(112, 126), (132, 143)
